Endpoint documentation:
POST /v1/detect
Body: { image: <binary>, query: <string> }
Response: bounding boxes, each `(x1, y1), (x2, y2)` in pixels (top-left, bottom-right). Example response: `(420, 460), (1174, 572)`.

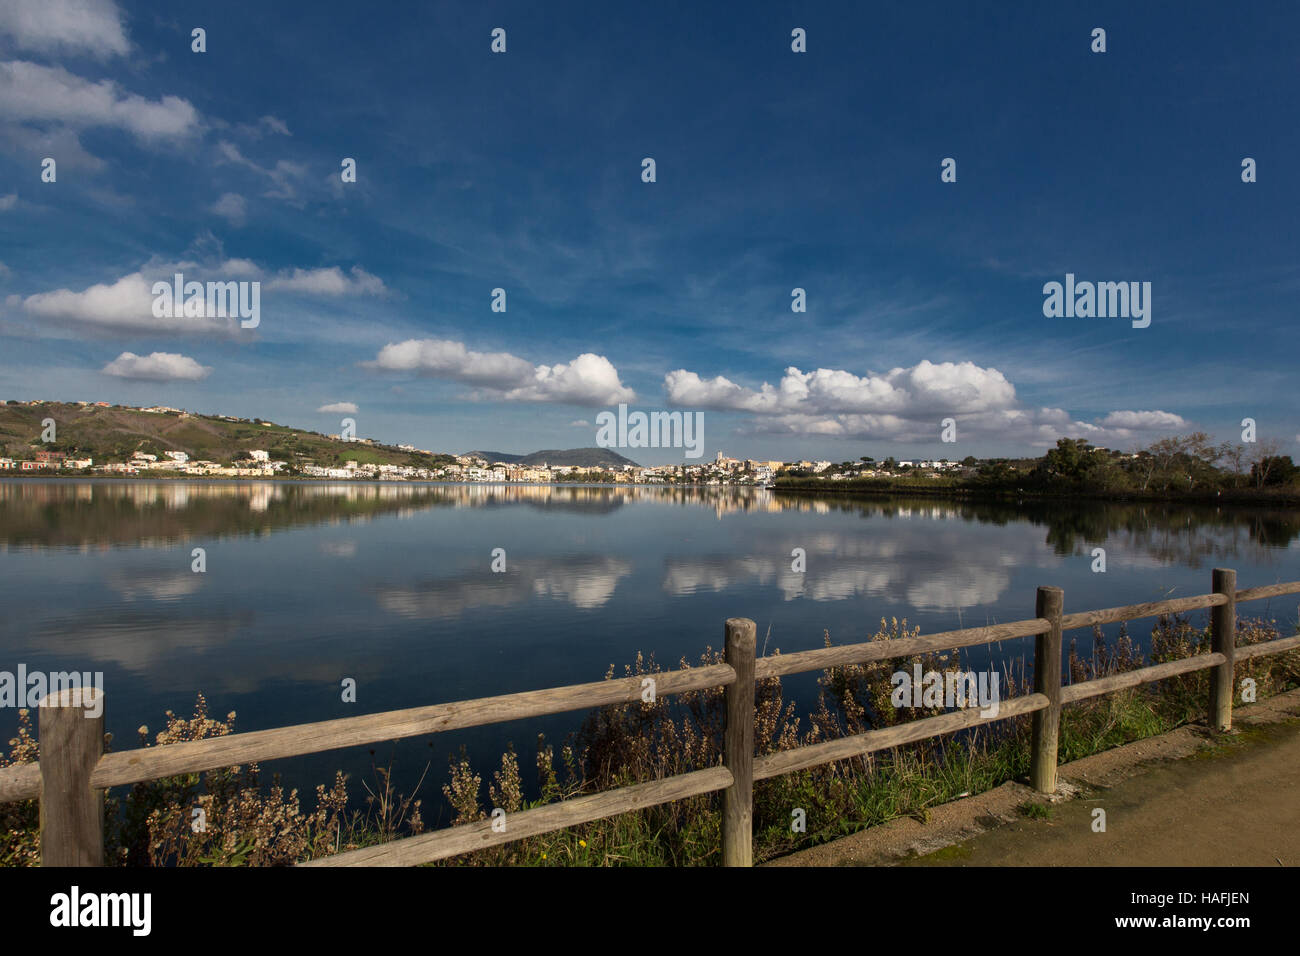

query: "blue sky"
(0, 0), (1296, 464)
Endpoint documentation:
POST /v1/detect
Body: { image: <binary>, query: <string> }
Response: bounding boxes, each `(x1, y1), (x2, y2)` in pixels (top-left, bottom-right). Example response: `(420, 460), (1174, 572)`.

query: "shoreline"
(4, 473), (1299, 506)
(772, 481), (1300, 508)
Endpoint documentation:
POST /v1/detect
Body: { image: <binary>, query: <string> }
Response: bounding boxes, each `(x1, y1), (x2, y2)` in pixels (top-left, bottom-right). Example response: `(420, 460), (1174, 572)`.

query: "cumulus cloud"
(101, 351), (211, 382)
(0, 0), (128, 57)
(317, 401), (358, 414)
(265, 266), (385, 296)
(364, 339), (636, 406)
(666, 360), (1187, 447)
(1095, 410), (1188, 430)
(20, 258), (386, 335)
(666, 361), (1016, 416)
(0, 61), (199, 141)
(24, 272), (187, 333)
(21, 271), (237, 334)
(210, 193), (247, 226)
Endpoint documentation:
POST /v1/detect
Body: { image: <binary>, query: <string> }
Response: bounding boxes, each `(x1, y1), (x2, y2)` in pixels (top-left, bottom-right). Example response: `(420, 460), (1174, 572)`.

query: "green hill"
(0, 401), (458, 470)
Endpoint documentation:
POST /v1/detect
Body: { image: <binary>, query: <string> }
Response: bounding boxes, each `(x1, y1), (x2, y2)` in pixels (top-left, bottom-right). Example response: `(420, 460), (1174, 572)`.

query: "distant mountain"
(467, 450), (526, 464)
(466, 447), (640, 468)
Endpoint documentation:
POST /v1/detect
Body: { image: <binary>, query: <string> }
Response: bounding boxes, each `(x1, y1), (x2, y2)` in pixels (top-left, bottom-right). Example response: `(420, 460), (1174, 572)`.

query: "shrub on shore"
(2, 615), (1297, 866)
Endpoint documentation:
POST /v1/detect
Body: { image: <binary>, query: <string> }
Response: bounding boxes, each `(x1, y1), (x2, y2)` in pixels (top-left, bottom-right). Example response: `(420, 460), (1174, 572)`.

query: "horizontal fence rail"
(3, 572), (1298, 867)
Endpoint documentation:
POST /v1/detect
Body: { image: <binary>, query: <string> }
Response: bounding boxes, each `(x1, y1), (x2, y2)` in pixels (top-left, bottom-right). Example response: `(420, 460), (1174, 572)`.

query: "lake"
(3, 478), (1298, 823)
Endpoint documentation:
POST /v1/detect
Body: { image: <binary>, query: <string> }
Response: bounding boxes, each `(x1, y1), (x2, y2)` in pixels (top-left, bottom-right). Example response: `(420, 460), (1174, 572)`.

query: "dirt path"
(768, 688), (1300, 867)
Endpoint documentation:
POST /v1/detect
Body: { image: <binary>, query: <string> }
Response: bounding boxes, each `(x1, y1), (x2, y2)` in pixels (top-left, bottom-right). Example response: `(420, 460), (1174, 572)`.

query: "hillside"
(0, 402), (458, 470)
(466, 448), (640, 468)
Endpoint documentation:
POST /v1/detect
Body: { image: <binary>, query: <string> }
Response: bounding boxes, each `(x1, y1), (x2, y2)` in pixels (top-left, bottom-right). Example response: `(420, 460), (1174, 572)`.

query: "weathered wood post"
(722, 617), (756, 866)
(39, 687), (104, 866)
(1030, 586), (1063, 794)
(1209, 568), (1237, 732)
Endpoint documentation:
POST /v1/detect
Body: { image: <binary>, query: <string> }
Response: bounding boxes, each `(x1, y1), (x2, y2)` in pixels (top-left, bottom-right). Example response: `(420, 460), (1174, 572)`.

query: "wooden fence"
(3, 568), (1299, 867)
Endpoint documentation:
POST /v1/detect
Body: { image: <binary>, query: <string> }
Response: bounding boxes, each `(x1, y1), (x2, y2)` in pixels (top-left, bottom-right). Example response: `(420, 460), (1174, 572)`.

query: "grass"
(1018, 801), (1053, 820)
(2, 614), (1297, 867)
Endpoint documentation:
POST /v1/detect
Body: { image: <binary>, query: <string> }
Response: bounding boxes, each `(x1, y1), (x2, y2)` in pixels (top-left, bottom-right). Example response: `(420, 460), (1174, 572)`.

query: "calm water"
(3, 479), (1298, 819)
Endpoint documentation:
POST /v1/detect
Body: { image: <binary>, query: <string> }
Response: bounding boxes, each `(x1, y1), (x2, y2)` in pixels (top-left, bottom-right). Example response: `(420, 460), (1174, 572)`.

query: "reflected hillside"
(1, 481), (1296, 565)
(0, 480), (783, 548)
(0, 480), (458, 549)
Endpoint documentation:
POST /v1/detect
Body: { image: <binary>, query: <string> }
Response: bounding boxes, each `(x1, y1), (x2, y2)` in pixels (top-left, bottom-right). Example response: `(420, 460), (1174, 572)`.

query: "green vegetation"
(3, 614), (1296, 866)
(0, 401), (457, 471)
(1018, 801), (1053, 820)
(777, 433), (1300, 504)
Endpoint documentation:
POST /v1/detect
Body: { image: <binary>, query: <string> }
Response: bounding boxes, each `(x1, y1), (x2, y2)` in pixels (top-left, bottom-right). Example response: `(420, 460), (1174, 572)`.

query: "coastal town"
(0, 400), (974, 485)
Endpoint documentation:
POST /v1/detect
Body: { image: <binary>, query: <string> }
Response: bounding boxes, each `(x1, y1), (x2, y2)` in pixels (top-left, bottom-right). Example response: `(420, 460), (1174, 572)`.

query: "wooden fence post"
(39, 687), (104, 866)
(722, 617), (756, 866)
(1209, 568), (1237, 732)
(1030, 586), (1063, 794)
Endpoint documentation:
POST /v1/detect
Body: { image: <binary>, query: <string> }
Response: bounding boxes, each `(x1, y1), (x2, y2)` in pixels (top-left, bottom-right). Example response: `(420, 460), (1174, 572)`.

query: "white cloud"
(210, 193), (247, 226)
(666, 361), (1017, 416)
(666, 360), (1187, 447)
(366, 339), (534, 385)
(21, 271), (243, 334)
(1096, 410), (1188, 430)
(101, 351), (211, 382)
(0, 193), (15, 210)
(20, 258), (384, 335)
(265, 266), (386, 296)
(364, 339), (636, 406)
(0, 61), (199, 141)
(569, 419), (591, 427)
(219, 258), (259, 277)
(0, 0), (128, 57)
(317, 401), (358, 414)
(25, 272), (174, 332)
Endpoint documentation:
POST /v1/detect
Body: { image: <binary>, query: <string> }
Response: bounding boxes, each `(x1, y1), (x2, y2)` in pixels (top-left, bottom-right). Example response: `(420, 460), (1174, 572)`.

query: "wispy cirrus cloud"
(215, 141), (307, 200)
